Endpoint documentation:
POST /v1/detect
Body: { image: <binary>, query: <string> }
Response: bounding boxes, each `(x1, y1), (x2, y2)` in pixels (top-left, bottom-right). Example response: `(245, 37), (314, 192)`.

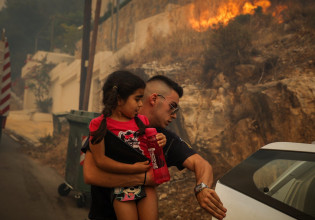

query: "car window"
(219, 148), (315, 220)
(253, 159), (315, 217)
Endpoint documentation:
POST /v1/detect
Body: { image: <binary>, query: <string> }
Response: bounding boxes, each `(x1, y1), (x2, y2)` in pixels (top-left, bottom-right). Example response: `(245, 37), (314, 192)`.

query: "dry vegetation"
(122, 0), (315, 88)
(19, 126), (69, 177)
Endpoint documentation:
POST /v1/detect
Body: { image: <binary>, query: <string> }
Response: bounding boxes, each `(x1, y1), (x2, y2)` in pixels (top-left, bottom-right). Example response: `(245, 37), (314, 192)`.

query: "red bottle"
(145, 128), (170, 184)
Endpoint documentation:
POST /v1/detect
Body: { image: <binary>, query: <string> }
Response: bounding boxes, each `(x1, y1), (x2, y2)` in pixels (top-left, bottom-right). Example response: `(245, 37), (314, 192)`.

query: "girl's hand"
(133, 161), (151, 173)
(156, 133), (167, 147)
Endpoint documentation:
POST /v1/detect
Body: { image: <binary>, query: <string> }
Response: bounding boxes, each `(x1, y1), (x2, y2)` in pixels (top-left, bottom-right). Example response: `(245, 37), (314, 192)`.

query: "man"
(83, 75), (227, 219)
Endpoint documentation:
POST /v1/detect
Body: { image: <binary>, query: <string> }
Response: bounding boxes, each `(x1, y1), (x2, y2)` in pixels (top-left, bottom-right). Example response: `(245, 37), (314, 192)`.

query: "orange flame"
(189, 0), (285, 32)
(272, 5), (288, 23)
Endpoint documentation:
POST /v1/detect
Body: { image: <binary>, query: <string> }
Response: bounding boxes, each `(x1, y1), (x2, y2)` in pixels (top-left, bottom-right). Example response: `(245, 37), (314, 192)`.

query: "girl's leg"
(137, 186), (158, 220)
(113, 200), (138, 220)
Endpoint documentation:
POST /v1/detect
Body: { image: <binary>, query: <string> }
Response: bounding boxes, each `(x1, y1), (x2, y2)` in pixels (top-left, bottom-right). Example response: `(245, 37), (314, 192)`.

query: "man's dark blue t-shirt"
(81, 128), (196, 220)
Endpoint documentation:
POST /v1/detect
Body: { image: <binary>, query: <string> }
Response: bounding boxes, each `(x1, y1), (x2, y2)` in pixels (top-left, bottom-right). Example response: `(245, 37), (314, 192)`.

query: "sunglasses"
(157, 94), (179, 115)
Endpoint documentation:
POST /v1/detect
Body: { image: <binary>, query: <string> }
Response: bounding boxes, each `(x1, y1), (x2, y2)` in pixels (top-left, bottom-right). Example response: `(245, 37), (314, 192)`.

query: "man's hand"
(182, 154), (227, 219)
(156, 133), (166, 147)
(196, 188), (227, 219)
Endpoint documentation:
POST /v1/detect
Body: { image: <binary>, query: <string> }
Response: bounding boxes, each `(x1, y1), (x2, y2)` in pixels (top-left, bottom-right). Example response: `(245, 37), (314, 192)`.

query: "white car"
(215, 142), (315, 220)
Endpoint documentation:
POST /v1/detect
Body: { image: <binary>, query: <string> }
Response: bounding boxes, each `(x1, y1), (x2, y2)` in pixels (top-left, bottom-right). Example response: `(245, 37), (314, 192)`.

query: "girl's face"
(117, 88), (144, 120)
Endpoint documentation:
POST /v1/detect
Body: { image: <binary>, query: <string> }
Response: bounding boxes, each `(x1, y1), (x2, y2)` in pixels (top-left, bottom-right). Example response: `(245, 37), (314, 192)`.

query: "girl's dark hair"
(91, 70), (146, 144)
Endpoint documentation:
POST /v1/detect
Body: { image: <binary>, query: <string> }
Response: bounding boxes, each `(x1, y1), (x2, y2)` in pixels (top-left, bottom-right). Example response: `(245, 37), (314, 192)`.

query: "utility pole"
(82, 0), (101, 111)
(110, 0), (114, 50)
(50, 16), (55, 51)
(114, 0), (120, 51)
(79, 0), (92, 110)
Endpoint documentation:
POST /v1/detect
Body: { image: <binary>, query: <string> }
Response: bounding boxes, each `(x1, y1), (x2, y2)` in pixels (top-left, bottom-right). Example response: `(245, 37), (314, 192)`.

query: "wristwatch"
(194, 182), (209, 195)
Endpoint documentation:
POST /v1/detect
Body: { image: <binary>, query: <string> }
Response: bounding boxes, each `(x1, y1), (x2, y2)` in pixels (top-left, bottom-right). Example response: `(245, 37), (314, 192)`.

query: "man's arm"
(183, 154), (227, 220)
(83, 150), (155, 187)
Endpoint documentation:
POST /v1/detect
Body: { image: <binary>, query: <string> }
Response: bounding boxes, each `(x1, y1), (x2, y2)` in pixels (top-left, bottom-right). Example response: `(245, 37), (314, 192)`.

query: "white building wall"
(51, 79), (62, 112)
(50, 62), (69, 113)
(60, 74), (80, 112)
(89, 74), (102, 113)
(23, 88), (37, 110)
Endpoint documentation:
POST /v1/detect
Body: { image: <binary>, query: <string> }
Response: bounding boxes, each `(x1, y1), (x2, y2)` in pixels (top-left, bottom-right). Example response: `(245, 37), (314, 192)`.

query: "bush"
(305, 7), (315, 29)
(25, 56), (55, 113)
(203, 17), (253, 84)
(39, 134), (54, 145)
(36, 98), (53, 113)
(281, 0), (315, 31)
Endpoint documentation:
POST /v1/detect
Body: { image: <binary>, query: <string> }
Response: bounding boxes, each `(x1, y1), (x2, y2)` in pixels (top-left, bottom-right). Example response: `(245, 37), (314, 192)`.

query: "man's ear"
(149, 93), (158, 106)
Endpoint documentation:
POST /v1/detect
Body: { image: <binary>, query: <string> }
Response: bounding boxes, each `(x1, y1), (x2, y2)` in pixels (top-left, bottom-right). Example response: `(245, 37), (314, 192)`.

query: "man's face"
(152, 90), (180, 128)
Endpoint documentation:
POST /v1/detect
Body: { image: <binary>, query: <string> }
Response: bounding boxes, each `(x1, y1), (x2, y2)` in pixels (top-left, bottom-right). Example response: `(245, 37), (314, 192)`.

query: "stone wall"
(186, 75), (315, 179)
(75, 0), (194, 57)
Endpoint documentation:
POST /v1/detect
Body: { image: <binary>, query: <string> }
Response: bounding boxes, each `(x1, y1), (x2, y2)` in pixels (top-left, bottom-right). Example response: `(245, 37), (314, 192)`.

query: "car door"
(215, 142), (315, 220)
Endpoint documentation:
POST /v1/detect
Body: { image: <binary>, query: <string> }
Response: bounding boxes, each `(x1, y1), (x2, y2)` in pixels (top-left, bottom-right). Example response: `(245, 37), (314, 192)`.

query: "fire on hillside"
(189, 0), (288, 31)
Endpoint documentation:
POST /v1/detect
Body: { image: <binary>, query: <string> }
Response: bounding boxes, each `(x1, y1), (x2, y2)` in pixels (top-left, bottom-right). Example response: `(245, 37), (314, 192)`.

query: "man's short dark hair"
(147, 75), (183, 98)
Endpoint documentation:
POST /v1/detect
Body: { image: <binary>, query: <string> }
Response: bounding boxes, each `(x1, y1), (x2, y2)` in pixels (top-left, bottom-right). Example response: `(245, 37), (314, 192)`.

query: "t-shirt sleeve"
(81, 116), (102, 153)
(89, 117), (101, 138)
(157, 128), (196, 170)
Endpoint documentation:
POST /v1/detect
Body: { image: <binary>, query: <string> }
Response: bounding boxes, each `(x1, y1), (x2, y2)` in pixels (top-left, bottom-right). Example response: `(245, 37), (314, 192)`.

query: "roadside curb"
(3, 129), (39, 148)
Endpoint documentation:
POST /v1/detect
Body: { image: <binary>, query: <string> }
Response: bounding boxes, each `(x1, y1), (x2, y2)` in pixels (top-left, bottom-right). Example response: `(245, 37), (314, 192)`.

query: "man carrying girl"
(88, 71), (167, 219)
(82, 72), (227, 220)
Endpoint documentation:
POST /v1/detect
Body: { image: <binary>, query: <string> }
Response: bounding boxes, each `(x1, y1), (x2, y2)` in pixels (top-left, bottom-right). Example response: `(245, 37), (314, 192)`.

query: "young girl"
(89, 70), (166, 220)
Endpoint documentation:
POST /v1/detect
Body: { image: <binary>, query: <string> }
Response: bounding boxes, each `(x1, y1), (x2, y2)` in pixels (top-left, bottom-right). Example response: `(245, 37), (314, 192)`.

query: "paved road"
(0, 133), (90, 220)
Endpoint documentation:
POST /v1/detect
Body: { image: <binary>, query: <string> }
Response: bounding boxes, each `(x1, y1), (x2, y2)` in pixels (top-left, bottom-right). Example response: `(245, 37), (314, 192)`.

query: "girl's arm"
(90, 139), (150, 174)
(83, 151), (155, 187)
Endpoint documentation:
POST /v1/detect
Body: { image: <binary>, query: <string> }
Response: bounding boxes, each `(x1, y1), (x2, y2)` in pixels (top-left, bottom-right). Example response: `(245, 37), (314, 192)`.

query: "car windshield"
(253, 159), (315, 217)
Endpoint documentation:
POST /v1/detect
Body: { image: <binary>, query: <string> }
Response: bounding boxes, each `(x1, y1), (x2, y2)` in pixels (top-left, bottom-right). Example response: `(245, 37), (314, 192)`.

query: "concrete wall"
(60, 76), (79, 111)
(23, 88), (37, 110)
(76, 0), (193, 56)
(89, 73), (102, 112)
(22, 1), (193, 114)
(22, 51), (74, 78)
(56, 59), (81, 112)
(96, 0), (172, 52)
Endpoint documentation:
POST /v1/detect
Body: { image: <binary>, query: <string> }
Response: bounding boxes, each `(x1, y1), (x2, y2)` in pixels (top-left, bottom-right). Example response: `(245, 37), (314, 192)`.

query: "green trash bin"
(52, 112), (69, 136)
(58, 110), (100, 207)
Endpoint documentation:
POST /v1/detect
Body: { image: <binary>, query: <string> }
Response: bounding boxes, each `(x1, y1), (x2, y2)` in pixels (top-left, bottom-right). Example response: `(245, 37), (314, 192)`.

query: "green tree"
(25, 57), (55, 113)
(0, 0), (83, 80)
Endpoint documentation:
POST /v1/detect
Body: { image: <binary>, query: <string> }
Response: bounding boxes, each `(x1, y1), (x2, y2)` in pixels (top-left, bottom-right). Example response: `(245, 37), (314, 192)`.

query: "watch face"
(195, 183), (208, 193)
(198, 184), (203, 190)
